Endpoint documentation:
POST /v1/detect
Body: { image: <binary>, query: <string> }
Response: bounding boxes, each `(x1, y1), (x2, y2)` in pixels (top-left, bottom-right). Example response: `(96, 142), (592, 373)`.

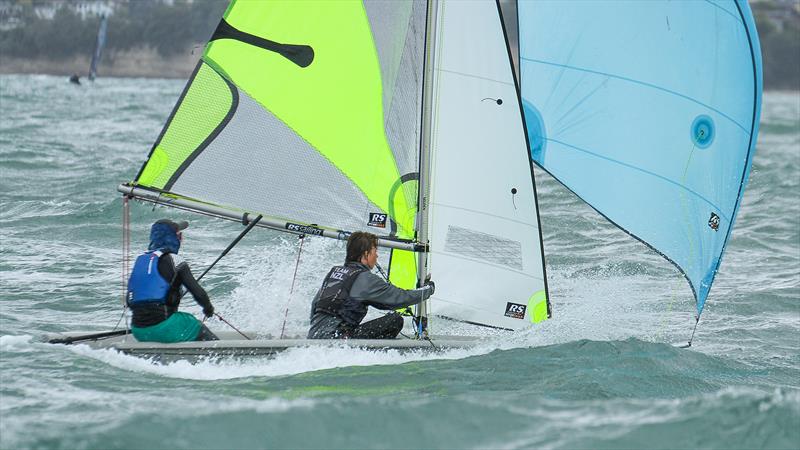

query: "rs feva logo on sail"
(504, 291), (548, 323)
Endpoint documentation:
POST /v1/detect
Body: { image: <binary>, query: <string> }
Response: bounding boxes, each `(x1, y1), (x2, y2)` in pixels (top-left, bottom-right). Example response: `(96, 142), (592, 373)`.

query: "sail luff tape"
(117, 184), (423, 252)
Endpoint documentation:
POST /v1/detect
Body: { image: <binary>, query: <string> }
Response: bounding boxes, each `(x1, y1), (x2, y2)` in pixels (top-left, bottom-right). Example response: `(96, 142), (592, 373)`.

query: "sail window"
(443, 226), (523, 271)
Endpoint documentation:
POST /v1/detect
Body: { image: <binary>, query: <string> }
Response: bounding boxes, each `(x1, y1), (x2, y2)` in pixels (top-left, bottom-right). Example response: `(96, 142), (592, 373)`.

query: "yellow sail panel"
(389, 249), (418, 290)
(137, 63), (234, 189)
(204, 0), (415, 238)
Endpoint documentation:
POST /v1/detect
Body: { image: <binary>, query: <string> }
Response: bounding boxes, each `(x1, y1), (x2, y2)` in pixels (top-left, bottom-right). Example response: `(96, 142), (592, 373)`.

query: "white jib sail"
(426, 0), (548, 330)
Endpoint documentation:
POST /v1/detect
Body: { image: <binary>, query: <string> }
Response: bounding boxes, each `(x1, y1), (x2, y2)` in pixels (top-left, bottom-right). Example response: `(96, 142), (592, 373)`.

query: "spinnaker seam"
(521, 57), (750, 135)
(544, 137), (731, 222)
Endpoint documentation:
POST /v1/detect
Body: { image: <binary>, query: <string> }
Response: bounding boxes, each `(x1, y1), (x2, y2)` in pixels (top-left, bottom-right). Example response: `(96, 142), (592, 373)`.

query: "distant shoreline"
(2, 55), (797, 94)
(0, 48), (199, 79)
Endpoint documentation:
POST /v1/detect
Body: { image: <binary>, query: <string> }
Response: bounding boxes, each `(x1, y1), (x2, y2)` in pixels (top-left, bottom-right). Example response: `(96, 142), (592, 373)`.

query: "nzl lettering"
(330, 269), (348, 281)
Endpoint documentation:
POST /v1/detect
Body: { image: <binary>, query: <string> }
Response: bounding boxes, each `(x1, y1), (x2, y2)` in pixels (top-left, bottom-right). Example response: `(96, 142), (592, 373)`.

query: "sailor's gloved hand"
(424, 280), (435, 296)
(203, 304), (215, 319)
(417, 273), (433, 288)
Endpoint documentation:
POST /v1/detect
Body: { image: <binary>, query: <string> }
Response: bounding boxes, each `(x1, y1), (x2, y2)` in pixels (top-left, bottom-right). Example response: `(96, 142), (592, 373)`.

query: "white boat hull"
(47, 331), (482, 361)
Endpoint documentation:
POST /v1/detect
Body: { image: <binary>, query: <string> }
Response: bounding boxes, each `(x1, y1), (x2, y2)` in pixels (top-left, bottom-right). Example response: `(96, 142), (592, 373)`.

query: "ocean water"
(0, 75), (798, 450)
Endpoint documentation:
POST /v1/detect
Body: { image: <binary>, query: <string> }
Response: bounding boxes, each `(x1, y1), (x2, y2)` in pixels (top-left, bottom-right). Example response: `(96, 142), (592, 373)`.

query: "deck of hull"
(47, 330), (483, 361)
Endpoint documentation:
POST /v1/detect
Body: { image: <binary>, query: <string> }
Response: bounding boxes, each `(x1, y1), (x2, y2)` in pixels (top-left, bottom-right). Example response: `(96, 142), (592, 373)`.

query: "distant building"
(71, 1), (115, 19)
(0, 0), (192, 29)
(32, 1), (115, 20)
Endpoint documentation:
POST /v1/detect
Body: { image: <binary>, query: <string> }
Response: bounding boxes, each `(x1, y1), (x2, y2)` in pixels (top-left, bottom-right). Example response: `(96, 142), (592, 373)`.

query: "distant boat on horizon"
(88, 15), (108, 81)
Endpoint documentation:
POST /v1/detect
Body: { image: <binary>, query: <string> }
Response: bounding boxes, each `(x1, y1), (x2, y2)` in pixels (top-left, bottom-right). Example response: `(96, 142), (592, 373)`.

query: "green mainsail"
(134, 0), (426, 246)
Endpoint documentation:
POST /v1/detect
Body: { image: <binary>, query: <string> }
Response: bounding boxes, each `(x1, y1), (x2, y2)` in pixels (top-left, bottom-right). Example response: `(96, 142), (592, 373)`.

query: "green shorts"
(131, 311), (202, 343)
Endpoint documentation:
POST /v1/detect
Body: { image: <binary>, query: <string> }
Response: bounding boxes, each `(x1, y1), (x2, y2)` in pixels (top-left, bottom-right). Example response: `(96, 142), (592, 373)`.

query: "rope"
(279, 234), (305, 338)
(424, 336), (437, 349)
(120, 195), (131, 335)
(111, 308), (126, 332)
(398, 330), (437, 349)
(669, 141), (703, 349)
(680, 315), (701, 348)
(657, 278), (683, 342)
(375, 262), (389, 280)
(121, 195), (130, 307)
(216, 313), (251, 340)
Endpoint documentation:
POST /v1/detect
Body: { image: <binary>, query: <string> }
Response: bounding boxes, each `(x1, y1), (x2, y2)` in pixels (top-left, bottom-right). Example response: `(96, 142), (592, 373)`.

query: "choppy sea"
(0, 75), (798, 449)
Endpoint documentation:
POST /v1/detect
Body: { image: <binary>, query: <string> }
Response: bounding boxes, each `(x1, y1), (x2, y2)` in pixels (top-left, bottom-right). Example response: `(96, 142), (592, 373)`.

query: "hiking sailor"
(308, 231), (435, 339)
(127, 219), (218, 342)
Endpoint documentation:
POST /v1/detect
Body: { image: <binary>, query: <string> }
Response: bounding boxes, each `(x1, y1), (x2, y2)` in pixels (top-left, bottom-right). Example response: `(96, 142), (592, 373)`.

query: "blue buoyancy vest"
(127, 251), (172, 305)
(314, 264), (369, 327)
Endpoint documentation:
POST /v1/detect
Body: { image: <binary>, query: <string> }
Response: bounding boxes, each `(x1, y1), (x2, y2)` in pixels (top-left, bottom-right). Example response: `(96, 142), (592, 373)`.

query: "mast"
(414, 0), (439, 337)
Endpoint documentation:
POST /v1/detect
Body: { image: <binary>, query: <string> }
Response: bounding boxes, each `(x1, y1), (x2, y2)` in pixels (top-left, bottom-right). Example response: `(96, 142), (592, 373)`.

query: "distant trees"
(754, 8), (800, 90)
(105, 0), (226, 56)
(0, 0), (797, 90)
(0, 5), (97, 58)
(0, 0), (227, 61)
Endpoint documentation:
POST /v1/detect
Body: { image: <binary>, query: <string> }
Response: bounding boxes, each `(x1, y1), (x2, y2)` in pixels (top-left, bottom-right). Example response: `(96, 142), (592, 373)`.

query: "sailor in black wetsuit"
(127, 219), (217, 343)
(308, 231), (434, 339)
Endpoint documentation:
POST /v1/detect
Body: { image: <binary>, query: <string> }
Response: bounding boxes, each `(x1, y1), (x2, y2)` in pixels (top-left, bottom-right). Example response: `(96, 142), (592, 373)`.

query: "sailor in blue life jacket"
(127, 219), (218, 343)
(308, 231), (435, 339)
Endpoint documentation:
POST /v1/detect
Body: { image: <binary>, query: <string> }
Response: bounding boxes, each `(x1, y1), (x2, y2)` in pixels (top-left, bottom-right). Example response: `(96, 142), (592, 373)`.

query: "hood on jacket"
(148, 219), (187, 254)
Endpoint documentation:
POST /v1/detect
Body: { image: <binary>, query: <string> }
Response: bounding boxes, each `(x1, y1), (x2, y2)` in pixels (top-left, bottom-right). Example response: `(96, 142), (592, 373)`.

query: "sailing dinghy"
(88, 15), (108, 81)
(49, 0), (550, 358)
(49, 0), (762, 358)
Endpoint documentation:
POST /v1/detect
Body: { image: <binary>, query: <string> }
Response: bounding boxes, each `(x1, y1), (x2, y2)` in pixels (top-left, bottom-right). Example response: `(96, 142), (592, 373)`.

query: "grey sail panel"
(364, 0), (427, 211)
(171, 89), (384, 234)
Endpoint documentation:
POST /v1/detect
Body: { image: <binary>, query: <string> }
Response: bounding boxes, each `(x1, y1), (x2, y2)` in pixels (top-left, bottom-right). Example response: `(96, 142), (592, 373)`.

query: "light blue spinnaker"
(518, 0), (762, 315)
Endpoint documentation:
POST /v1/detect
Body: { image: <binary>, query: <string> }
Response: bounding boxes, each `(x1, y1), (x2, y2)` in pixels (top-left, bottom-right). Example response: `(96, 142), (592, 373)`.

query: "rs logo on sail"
(504, 302), (527, 319)
(368, 213), (387, 228)
(708, 212), (720, 231)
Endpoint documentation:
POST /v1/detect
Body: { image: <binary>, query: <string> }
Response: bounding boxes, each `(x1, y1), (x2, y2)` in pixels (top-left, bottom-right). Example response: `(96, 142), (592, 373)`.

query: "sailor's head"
(149, 219), (188, 253)
(346, 231), (378, 269)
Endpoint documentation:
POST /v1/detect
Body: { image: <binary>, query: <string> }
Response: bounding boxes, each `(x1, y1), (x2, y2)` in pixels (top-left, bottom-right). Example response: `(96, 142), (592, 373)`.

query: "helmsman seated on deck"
(308, 231), (434, 339)
(127, 219), (218, 343)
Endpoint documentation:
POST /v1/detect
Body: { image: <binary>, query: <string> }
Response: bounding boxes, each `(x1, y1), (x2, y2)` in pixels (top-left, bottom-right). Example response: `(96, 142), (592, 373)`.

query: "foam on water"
(0, 334), (34, 349)
(60, 340), (494, 381)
